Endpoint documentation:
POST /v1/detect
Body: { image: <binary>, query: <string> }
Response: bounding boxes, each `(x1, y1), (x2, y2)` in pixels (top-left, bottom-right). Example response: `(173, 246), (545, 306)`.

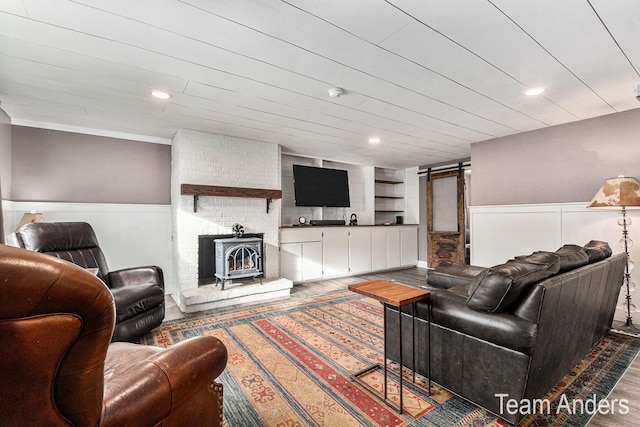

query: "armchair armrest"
(108, 266), (164, 290)
(101, 336), (228, 426)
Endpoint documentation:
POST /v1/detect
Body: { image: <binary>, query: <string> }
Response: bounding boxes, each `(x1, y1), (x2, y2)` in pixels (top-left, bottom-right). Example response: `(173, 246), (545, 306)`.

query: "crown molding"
(10, 119), (173, 145)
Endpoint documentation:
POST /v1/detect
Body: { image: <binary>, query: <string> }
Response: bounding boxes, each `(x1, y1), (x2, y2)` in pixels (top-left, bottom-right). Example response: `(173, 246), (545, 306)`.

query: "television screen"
(293, 165), (350, 207)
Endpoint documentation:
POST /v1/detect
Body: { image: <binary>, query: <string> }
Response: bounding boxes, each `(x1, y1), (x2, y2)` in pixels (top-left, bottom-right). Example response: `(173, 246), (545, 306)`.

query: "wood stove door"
(226, 244), (261, 276)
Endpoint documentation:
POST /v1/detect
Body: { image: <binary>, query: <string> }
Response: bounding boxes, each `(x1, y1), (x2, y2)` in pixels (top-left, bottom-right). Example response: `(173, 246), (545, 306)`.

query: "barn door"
(426, 168), (466, 267)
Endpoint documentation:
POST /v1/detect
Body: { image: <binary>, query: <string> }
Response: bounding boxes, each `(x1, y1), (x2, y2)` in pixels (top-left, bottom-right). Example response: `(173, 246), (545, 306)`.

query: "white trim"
(8, 200), (171, 214)
(10, 120), (173, 145)
(468, 201), (588, 211)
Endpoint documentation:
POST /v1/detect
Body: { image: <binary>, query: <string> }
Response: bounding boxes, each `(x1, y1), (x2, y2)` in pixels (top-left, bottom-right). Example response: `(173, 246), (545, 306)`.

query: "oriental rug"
(140, 290), (640, 426)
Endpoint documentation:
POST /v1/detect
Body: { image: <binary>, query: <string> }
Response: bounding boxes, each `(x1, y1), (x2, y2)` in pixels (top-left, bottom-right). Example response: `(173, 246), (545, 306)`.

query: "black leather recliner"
(13, 222), (165, 342)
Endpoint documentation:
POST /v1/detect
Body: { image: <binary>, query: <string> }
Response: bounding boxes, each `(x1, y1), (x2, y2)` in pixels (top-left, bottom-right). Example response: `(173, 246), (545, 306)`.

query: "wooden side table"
(348, 279), (430, 414)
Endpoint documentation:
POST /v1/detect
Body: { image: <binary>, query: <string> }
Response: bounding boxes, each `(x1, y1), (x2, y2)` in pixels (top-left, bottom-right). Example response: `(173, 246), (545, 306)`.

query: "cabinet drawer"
(280, 228), (323, 243)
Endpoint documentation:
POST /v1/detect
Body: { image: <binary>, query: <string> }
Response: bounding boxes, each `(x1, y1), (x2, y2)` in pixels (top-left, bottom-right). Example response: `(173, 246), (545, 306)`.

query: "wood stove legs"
(214, 274), (263, 290)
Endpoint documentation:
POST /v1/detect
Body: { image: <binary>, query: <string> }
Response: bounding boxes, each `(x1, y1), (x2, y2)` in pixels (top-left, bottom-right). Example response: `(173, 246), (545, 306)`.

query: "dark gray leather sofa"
(384, 241), (625, 425)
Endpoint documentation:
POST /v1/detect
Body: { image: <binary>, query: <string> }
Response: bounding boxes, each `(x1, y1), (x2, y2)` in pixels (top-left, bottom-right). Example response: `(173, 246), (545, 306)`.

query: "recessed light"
(524, 87), (545, 96)
(151, 90), (171, 99)
(368, 137), (381, 144)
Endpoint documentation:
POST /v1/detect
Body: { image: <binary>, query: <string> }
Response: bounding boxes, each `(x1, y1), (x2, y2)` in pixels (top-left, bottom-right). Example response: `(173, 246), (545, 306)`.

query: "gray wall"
(471, 108), (640, 206)
(0, 109), (11, 243)
(0, 109), (11, 201)
(11, 126), (171, 204)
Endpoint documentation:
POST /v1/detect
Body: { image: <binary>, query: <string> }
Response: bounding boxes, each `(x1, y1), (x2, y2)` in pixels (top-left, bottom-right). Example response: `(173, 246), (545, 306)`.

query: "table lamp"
(15, 210), (47, 231)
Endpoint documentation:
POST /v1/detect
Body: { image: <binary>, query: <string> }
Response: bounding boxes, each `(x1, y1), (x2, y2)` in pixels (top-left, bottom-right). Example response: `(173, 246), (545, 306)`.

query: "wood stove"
(213, 236), (263, 289)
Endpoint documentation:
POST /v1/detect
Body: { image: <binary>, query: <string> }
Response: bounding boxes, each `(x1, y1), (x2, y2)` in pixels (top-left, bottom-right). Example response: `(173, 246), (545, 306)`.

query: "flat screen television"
(293, 164), (350, 207)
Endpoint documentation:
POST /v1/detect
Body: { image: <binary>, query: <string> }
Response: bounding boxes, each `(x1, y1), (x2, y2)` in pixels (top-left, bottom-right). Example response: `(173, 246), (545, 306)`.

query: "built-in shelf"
(181, 183), (282, 213)
(375, 179), (403, 185)
(374, 167), (405, 223)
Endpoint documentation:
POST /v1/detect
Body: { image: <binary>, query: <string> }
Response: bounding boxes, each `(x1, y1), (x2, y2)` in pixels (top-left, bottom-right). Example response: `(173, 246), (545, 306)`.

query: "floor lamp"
(588, 176), (640, 335)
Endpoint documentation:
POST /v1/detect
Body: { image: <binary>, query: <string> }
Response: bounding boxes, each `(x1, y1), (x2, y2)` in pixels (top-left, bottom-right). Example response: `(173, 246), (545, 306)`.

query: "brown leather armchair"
(0, 244), (227, 426)
(13, 221), (164, 342)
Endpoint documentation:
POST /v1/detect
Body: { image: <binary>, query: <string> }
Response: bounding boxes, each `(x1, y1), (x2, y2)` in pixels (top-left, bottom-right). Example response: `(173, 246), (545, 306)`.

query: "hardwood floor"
(164, 267), (640, 426)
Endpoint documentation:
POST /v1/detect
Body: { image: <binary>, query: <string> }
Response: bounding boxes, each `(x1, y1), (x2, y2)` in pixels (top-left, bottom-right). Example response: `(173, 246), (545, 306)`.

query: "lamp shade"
(588, 176), (640, 210)
(15, 211), (46, 231)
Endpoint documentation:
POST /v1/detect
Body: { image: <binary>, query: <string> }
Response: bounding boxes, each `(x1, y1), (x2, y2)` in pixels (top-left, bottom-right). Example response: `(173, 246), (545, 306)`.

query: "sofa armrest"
(101, 336), (228, 426)
(427, 265), (487, 289)
(108, 266), (164, 290)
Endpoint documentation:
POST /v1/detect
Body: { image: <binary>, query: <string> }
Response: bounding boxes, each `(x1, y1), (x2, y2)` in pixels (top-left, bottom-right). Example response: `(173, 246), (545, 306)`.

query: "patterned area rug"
(140, 290), (640, 426)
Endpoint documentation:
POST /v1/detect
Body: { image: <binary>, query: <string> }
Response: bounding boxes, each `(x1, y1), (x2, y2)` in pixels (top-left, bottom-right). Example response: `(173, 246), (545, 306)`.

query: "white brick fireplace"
(171, 129), (291, 312)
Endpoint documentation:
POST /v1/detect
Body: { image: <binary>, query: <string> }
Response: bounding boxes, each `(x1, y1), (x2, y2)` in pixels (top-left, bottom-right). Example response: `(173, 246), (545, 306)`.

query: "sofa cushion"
(467, 262), (554, 312)
(584, 240), (613, 263)
(555, 244), (590, 272)
(424, 291), (538, 355)
(514, 251), (561, 274)
(426, 265), (488, 289)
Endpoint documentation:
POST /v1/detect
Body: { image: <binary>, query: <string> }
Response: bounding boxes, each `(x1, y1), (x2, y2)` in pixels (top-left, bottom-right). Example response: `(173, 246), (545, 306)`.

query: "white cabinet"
(371, 227), (388, 270)
(301, 242), (323, 281)
(387, 227), (401, 269)
(280, 242), (323, 282)
(322, 227), (350, 277)
(280, 228), (323, 282)
(280, 225), (418, 282)
(280, 242), (303, 282)
(349, 227), (372, 274)
(372, 226), (402, 269)
(401, 226), (418, 266)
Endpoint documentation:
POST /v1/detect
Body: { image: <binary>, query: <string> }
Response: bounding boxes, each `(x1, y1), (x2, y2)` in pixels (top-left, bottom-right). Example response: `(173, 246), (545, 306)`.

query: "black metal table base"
(350, 302), (431, 414)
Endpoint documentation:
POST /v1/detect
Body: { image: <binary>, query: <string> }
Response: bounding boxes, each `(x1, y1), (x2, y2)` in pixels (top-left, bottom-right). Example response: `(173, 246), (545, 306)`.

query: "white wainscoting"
(3, 201), (173, 294)
(470, 202), (640, 322)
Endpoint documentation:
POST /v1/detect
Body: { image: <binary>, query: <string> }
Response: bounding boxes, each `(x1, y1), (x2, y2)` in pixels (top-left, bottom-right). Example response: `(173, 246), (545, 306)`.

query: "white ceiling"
(1, 0), (639, 169)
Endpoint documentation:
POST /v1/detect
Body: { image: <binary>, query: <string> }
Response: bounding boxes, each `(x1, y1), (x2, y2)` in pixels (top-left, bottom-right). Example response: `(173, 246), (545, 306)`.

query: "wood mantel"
(181, 184), (282, 212)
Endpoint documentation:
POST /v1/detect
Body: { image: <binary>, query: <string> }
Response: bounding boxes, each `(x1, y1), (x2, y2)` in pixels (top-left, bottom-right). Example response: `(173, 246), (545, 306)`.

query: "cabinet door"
(322, 228), (350, 277)
(302, 241), (323, 281)
(401, 227), (418, 266)
(371, 227), (388, 270)
(280, 243), (302, 282)
(387, 227), (401, 268)
(349, 228), (372, 274)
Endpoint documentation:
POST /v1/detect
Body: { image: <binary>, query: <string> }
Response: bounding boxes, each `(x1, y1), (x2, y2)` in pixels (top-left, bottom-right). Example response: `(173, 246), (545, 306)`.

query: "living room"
(1, 1), (640, 426)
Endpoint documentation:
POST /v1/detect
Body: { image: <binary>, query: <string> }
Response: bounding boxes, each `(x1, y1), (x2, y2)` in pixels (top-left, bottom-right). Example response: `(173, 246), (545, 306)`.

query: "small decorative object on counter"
(232, 223), (245, 238)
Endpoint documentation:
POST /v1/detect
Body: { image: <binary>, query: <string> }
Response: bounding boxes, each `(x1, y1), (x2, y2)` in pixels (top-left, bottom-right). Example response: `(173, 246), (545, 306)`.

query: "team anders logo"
(495, 393), (630, 416)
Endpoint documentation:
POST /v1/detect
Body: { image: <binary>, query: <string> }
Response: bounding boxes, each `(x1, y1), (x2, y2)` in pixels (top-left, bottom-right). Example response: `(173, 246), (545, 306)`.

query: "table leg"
(352, 301), (427, 413)
(412, 302), (416, 384)
(398, 303), (403, 413)
(428, 300), (432, 395)
(383, 302), (387, 401)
